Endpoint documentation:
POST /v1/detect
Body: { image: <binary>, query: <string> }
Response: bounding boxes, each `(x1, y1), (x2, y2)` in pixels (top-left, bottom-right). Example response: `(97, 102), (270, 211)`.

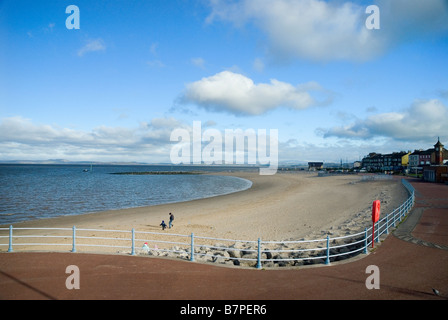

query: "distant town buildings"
(361, 137), (448, 183)
(409, 149), (432, 167)
(302, 138), (447, 183)
(361, 151), (410, 172)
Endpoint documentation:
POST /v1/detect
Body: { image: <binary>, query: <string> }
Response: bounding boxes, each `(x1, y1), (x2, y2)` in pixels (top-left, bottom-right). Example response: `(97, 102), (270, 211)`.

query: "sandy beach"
(1, 171), (409, 244)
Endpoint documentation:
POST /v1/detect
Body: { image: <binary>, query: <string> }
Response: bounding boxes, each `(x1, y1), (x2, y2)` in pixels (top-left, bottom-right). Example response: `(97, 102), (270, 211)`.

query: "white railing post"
(364, 228), (368, 254)
(386, 214), (389, 234)
(256, 238), (262, 269)
(190, 233), (195, 262)
(72, 226), (76, 252)
(325, 235), (330, 265)
(375, 221), (379, 244)
(393, 208), (397, 227)
(8, 225), (13, 252)
(131, 228), (135, 256)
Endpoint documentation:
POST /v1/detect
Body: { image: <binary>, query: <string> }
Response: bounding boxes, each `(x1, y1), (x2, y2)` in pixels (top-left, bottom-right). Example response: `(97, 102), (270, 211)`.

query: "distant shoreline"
(109, 171), (203, 175)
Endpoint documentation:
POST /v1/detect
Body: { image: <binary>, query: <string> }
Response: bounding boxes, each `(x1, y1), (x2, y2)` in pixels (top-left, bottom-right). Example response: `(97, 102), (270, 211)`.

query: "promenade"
(0, 178), (447, 300)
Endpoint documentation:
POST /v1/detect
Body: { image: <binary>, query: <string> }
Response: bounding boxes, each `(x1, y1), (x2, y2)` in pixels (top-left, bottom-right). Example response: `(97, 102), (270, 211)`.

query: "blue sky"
(1, 0), (447, 164)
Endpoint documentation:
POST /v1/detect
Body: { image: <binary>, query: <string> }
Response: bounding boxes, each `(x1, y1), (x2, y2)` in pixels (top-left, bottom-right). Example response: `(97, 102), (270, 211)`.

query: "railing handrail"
(0, 179), (415, 269)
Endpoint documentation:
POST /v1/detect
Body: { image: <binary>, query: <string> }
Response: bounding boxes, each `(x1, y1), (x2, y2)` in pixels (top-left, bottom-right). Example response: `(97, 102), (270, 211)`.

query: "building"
(409, 149), (431, 173)
(423, 138), (448, 183)
(435, 138), (445, 164)
(409, 150), (423, 168)
(308, 162), (323, 171)
(409, 138), (448, 174)
(382, 152), (410, 171)
(361, 152), (410, 173)
(361, 153), (381, 171)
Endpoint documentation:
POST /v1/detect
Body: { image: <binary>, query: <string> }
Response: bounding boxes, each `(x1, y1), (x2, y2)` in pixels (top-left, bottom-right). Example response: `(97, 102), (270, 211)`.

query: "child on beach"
(160, 220), (167, 230)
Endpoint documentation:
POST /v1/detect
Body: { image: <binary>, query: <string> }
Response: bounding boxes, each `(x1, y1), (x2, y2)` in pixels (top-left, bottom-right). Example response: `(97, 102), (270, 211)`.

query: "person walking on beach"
(160, 220), (167, 230)
(169, 212), (174, 229)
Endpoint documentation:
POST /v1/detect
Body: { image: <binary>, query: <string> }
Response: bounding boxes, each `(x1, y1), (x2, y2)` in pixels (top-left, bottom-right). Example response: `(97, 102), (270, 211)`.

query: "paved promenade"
(1, 178), (447, 300)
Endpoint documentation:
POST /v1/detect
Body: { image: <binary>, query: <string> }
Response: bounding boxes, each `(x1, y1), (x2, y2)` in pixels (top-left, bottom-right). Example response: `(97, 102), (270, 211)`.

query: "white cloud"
(206, 0), (448, 62)
(180, 71), (332, 115)
(322, 99), (448, 143)
(1, 115), (425, 164)
(77, 38), (106, 57)
(0, 116), (183, 162)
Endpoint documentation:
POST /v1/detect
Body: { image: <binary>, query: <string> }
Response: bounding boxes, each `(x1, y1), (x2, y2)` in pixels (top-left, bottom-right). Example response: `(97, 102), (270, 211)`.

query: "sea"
(0, 164), (254, 226)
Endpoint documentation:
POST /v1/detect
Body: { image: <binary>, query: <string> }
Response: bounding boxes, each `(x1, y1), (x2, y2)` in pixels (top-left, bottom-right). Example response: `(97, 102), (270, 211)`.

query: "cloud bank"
(0, 116), (182, 162)
(321, 99), (448, 143)
(206, 0), (448, 62)
(180, 71), (332, 115)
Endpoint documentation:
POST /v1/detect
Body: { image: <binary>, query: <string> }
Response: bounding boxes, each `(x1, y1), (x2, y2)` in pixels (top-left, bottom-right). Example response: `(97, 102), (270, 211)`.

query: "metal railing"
(0, 179), (415, 269)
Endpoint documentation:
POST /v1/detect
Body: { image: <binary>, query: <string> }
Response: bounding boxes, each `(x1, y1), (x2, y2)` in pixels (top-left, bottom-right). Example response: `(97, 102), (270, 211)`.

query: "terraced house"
(362, 151), (410, 173)
(409, 138), (448, 172)
(363, 138), (447, 179)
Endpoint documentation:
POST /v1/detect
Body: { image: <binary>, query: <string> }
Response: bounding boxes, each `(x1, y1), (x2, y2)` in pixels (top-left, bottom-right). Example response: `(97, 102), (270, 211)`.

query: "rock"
(263, 250), (273, 260)
(240, 260), (257, 268)
(338, 247), (349, 255)
(232, 242), (246, 250)
(241, 248), (256, 256)
(275, 261), (288, 267)
(263, 261), (276, 268)
(177, 252), (189, 260)
(220, 259), (235, 266)
(226, 248), (242, 259)
(194, 254), (208, 263)
(273, 253), (289, 262)
(241, 252), (258, 261)
(213, 251), (230, 259)
(148, 250), (159, 256)
(212, 243), (227, 251)
(293, 260), (304, 266)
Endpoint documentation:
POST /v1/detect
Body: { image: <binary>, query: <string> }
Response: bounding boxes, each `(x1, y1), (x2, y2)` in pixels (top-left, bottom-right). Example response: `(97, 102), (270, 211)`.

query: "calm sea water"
(0, 164), (253, 225)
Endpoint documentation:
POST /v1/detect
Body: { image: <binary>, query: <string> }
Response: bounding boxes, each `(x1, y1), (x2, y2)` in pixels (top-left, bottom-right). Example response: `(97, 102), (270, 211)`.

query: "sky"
(1, 0), (448, 164)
